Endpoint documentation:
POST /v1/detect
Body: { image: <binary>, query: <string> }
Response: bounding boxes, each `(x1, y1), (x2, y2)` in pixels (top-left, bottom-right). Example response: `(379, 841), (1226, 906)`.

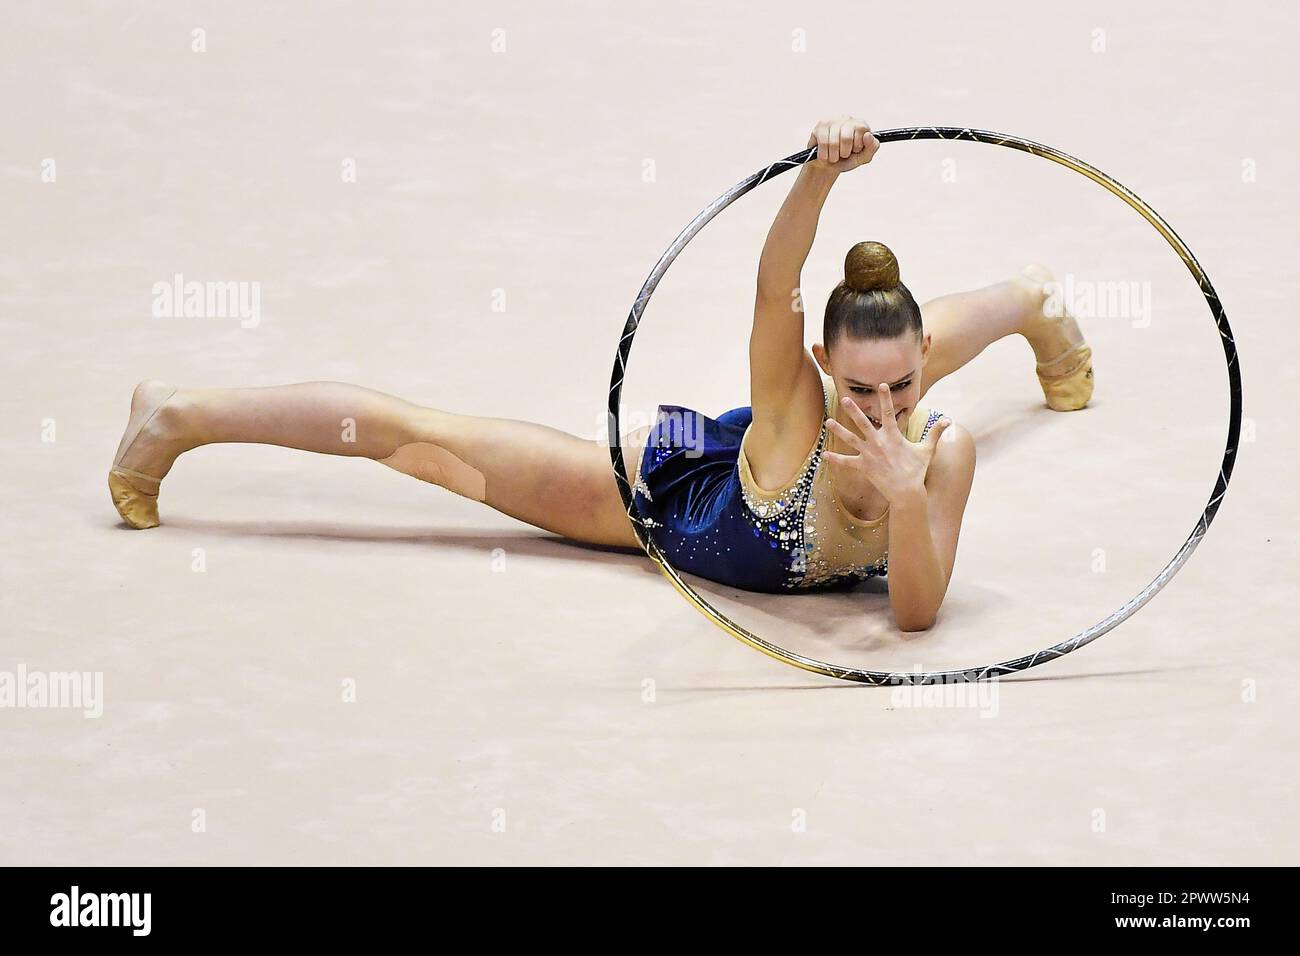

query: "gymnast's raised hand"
(824, 384), (953, 506)
(805, 116), (880, 172)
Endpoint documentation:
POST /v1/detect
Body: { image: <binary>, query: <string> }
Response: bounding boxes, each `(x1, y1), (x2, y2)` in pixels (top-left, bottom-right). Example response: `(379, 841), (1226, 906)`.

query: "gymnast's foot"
(108, 380), (188, 529)
(1015, 263), (1094, 411)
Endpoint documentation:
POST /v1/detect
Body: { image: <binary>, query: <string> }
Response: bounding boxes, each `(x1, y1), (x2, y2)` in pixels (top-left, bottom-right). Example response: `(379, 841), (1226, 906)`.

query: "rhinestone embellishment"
(740, 422), (826, 573)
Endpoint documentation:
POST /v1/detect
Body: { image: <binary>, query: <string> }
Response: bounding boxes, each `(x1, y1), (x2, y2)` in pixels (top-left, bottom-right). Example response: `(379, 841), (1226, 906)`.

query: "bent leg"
(916, 269), (1045, 400)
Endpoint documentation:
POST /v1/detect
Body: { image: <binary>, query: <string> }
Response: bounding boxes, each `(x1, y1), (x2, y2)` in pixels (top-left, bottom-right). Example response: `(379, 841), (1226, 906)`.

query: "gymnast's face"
(816, 330), (930, 433)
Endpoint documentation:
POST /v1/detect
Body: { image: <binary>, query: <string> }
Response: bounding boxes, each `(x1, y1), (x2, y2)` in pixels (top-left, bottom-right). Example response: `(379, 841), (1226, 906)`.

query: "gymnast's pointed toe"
(108, 468), (162, 529)
(1017, 265), (1094, 412)
(108, 379), (181, 529)
(1036, 343), (1094, 411)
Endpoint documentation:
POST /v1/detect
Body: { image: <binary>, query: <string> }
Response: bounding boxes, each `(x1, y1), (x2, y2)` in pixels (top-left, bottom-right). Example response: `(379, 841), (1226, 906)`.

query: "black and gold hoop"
(607, 127), (1242, 685)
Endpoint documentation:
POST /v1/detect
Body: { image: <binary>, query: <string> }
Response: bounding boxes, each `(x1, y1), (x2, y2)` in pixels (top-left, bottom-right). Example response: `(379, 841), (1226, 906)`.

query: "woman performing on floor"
(109, 116), (1093, 632)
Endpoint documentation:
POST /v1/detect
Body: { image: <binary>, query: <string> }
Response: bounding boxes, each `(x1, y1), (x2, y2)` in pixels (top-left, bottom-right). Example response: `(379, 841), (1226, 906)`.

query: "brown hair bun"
(844, 241), (900, 294)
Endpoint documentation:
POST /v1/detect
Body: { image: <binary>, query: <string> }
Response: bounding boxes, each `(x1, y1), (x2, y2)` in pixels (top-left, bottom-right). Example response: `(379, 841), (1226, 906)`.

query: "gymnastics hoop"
(607, 127), (1242, 685)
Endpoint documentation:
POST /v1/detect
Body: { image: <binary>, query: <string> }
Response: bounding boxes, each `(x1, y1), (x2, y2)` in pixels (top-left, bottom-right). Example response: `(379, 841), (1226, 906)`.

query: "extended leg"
(110, 379), (647, 548)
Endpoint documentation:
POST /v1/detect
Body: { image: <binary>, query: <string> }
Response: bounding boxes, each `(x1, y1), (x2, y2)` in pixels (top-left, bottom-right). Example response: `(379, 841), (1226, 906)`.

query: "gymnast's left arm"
(883, 424), (976, 631)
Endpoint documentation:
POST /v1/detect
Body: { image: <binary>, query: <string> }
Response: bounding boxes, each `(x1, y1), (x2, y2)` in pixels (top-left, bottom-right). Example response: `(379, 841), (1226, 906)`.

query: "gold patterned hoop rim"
(606, 127), (1243, 685)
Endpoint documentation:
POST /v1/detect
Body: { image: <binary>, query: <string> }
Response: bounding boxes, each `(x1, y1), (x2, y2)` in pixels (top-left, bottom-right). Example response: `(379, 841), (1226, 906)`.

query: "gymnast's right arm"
(750, 117), (880, 429)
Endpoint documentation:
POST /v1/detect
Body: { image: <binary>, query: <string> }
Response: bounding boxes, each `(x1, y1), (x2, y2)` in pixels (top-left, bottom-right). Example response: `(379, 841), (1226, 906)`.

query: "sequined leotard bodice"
(631, 375), (945, 593)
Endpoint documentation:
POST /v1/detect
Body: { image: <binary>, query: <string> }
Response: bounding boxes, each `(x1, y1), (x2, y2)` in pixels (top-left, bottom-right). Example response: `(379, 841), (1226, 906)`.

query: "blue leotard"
(631, 375), (944, 593)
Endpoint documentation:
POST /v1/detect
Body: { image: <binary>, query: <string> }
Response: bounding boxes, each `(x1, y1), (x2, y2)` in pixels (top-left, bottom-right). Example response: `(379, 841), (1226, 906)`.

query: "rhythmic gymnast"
(109, 116), (1093, 631)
